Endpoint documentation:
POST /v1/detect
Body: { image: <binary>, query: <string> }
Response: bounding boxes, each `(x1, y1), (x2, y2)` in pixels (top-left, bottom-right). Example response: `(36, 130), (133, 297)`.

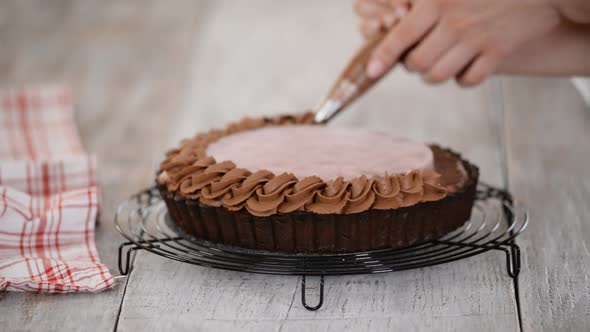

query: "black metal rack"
(115, 183), (527, 311)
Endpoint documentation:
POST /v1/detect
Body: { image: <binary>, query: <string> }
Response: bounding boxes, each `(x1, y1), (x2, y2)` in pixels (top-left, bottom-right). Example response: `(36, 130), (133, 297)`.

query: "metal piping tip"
(313, 99), (343, 124)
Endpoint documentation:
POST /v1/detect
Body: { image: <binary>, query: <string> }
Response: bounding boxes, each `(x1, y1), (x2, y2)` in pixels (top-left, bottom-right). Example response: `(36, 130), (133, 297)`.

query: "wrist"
(497, 23), (590, 76)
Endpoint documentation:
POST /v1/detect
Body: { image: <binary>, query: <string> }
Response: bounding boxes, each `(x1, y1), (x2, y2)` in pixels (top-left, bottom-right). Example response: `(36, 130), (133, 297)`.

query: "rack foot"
(117, 238), (181, 275)
(501, 243), (521, 279)
(301, 275), (325, 311)
(118, 242), (140, 275)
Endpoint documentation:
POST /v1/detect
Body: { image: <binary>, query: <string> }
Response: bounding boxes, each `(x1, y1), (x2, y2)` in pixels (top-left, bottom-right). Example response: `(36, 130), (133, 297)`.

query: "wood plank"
(190, 316), (517, 332)
(116, 254), (300, 330)
(0, 1), (202, 331)
(117, 1), (519, 331)
(502, 77), (590, 331)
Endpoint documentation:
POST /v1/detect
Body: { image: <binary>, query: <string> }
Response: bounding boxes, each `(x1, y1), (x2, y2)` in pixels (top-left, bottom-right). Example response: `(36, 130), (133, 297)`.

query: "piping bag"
(313, 31), (388, 124)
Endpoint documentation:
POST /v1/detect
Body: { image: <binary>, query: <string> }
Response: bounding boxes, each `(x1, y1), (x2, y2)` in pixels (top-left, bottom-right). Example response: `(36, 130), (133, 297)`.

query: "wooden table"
(1, 1), (589, 331)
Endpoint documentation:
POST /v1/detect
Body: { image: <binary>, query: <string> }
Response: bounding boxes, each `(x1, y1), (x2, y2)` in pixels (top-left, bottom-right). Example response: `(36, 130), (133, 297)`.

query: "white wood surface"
(1, 1), (588, 331)
(117, 1), (518, 331)
(502, 78), (590, 331)
(0, 1), (201, 331)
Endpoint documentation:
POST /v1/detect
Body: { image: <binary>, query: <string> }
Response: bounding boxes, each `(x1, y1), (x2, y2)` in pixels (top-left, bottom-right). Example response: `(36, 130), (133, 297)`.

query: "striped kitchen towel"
(0, 86), (114, 292)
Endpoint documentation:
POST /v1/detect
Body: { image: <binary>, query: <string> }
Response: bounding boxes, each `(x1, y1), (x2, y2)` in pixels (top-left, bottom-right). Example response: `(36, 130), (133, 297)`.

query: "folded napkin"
(0, 86), (114, 292)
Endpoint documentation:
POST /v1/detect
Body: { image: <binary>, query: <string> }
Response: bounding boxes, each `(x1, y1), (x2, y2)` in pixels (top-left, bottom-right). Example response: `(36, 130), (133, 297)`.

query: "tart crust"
(158, 145), (479, 253)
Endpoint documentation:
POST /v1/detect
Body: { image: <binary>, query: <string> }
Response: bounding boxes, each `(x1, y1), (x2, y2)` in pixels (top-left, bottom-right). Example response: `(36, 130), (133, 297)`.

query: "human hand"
(354, 0), (562, 86)
(497, 22), (590, 76)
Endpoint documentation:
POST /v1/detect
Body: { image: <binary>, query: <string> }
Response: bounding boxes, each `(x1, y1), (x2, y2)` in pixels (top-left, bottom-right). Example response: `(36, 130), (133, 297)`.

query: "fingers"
(456, 55), (499, 87)
(354, 0), (401, 39)
(423, 44), (479, 84)
(359, 7), (408, 39)
(405, 23), (458, 73)
(381, 1), (410, 28)
(357, 0), (497, 86)
(353, 0), (393, 19)
(355, 0), (411, 40)
(360, 19), (382, 39)
(367, 0), (439, 78)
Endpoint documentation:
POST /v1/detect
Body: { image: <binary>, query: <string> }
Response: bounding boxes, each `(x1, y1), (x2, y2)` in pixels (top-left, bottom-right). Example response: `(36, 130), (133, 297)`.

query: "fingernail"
(422, 74), (436, 84)
(367, 60), (385, 78)
(395, 6), (408, 19)
(367, 20), (380, 33)
(383, 14), (395, 28)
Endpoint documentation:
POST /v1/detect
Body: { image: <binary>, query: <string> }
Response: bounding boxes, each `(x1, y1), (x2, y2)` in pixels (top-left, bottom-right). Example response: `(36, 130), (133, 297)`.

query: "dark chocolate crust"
(159, 147), (479, 253)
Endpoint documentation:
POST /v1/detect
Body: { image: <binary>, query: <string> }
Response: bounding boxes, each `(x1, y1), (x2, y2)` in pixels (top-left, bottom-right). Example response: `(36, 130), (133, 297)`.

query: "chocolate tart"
(157, 113), (479, 253)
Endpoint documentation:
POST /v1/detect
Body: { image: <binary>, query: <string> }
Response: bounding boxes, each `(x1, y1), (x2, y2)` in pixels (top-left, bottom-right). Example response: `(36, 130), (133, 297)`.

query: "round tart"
(157, 113), (479, 253)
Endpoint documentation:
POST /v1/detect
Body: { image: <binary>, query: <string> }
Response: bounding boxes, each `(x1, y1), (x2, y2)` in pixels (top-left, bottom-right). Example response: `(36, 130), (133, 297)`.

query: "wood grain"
(0, 1), (202, 331)
(502, 77), (590, 331)
(117, 1), (519, 331)
(5, 0), (587, 331)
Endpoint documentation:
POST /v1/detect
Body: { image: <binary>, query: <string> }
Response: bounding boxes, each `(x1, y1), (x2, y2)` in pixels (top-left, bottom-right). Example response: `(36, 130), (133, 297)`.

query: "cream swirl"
(158, 113), (450, 216)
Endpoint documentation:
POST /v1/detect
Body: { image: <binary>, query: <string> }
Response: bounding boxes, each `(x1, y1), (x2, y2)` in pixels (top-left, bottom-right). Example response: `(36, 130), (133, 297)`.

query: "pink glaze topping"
(206, 125), (434, 181)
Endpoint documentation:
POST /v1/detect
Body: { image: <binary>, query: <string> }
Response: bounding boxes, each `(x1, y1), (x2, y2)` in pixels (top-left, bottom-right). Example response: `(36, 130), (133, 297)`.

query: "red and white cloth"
(0, 86), (114, 292)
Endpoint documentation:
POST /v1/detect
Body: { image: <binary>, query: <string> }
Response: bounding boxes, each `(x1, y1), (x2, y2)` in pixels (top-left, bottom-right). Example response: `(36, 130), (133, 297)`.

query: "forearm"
(497, 23), (590, 76)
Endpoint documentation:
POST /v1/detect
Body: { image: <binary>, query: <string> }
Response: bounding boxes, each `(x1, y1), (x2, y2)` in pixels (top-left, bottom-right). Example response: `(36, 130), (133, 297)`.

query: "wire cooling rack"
(115, 183), (527, 311)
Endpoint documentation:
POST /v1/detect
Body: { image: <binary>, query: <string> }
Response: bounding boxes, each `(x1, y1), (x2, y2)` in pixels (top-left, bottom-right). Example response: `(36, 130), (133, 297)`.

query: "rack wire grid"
(116, 182), (528, 311)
